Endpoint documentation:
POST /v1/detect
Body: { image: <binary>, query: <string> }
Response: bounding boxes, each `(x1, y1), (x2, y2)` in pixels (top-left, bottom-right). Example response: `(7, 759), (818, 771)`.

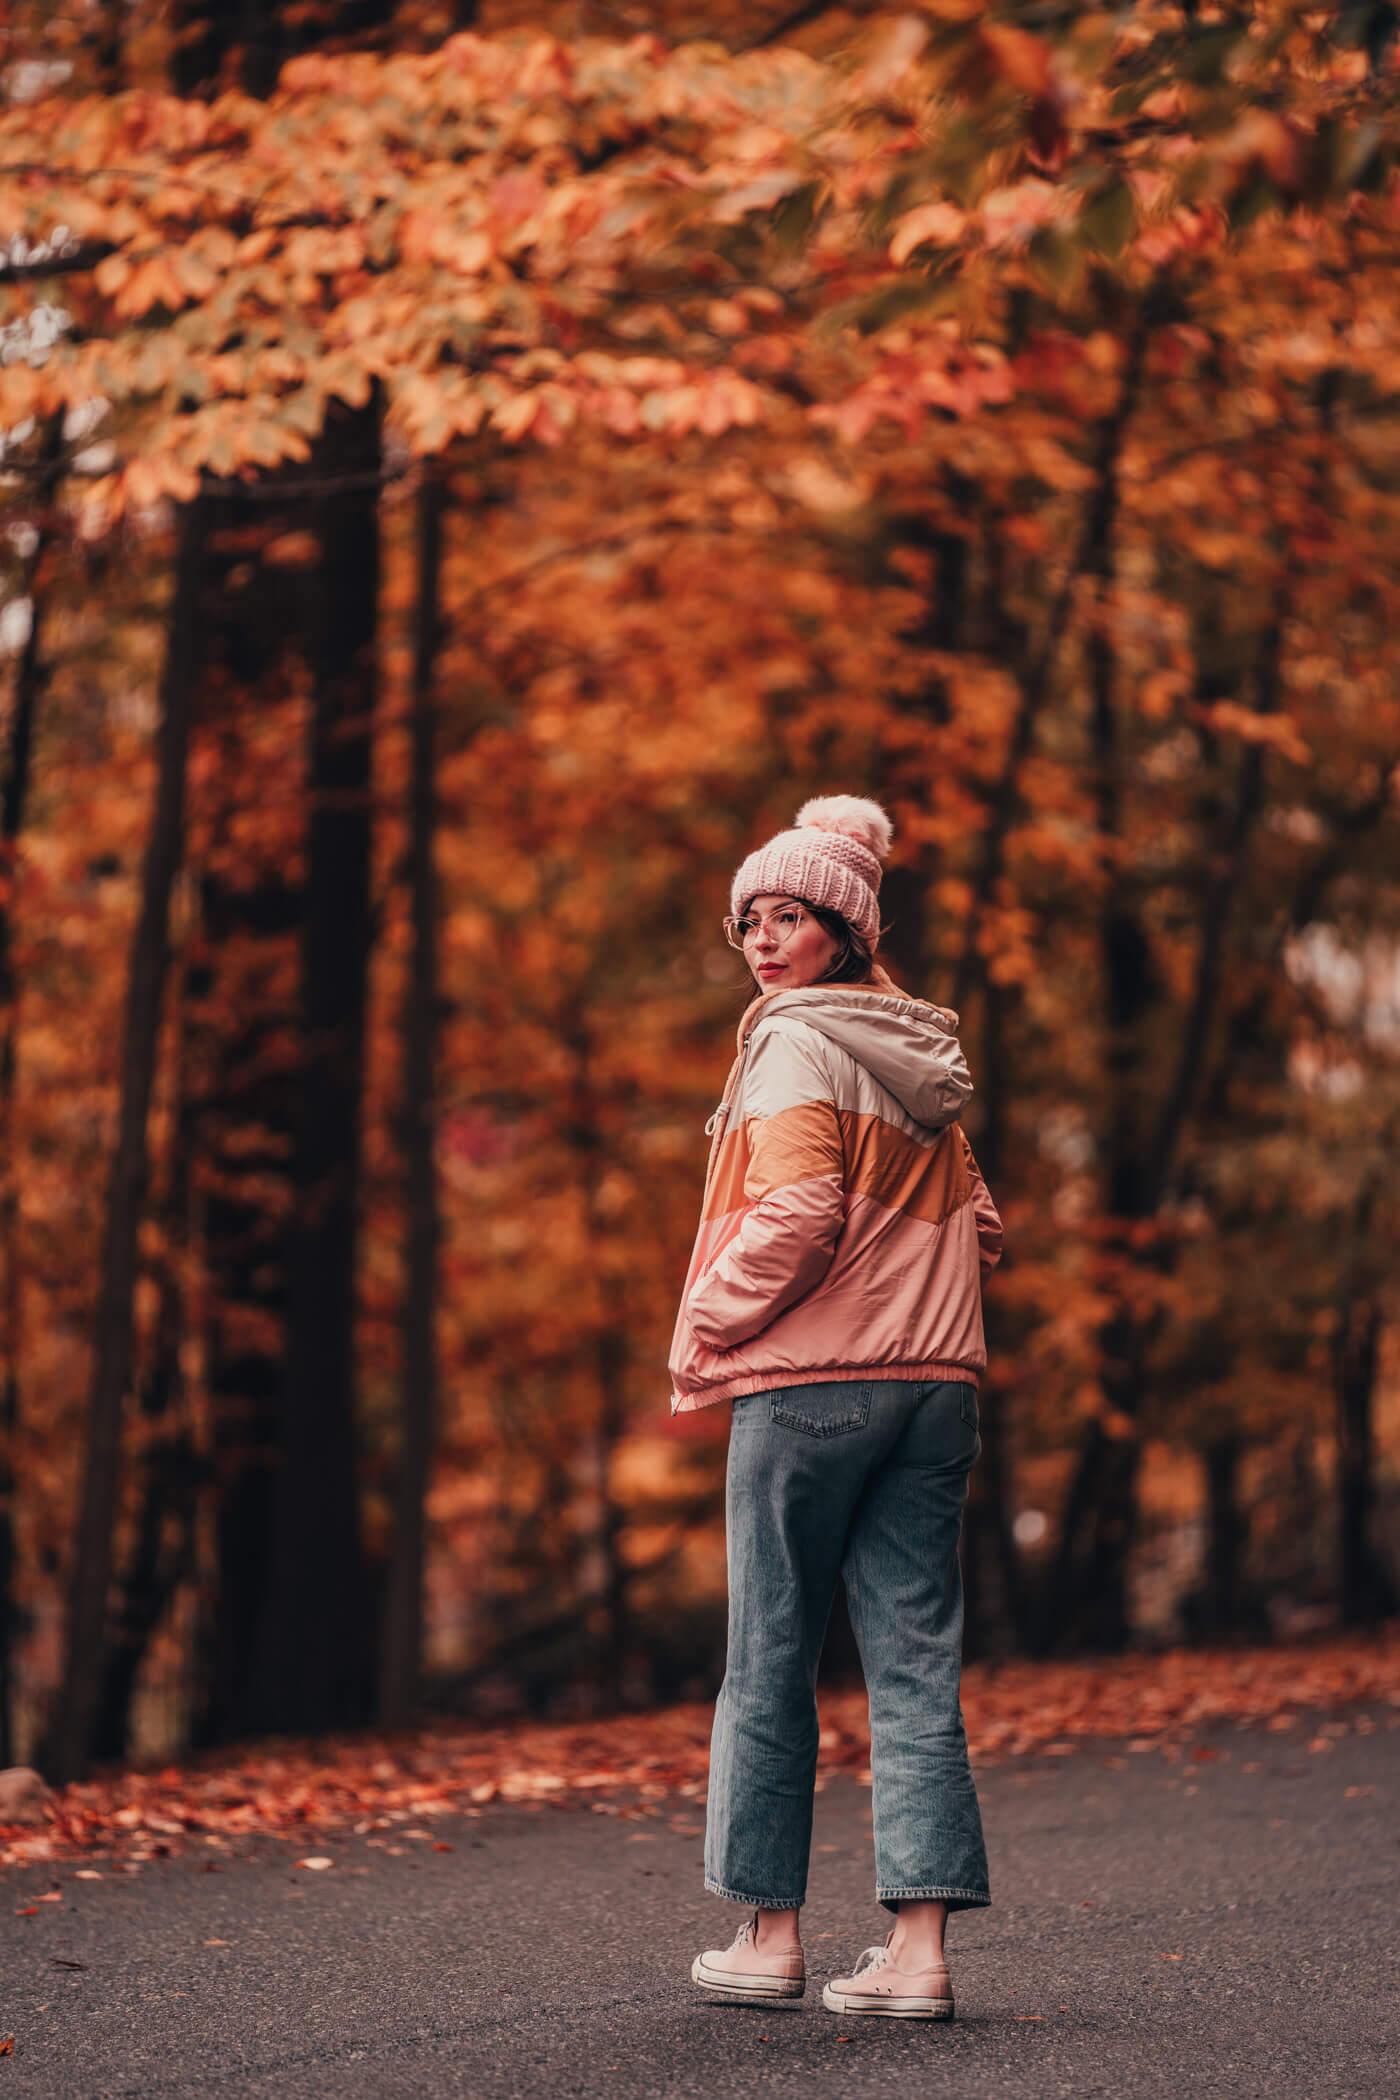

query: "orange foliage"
(2, 1633), (1397, 1868)
(2, 4), (1399, 1754)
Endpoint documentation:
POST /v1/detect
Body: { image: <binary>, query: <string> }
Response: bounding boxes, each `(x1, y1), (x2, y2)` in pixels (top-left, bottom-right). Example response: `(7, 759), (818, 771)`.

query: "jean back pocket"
(771, 1381), (871, 1438)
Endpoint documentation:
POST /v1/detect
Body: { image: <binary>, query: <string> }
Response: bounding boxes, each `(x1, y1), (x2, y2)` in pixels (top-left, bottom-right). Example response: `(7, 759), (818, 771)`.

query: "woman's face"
(740, 893), (841, 993)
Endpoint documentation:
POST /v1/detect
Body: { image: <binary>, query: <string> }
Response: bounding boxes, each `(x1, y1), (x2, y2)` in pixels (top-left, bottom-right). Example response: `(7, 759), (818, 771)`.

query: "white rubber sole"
(821, 1982), (954, 2020)
(691, 1955), (805, 1999)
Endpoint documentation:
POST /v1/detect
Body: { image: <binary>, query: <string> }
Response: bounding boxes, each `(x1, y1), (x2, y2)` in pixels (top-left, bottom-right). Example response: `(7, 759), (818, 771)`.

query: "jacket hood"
(742, 977), (972, 1133)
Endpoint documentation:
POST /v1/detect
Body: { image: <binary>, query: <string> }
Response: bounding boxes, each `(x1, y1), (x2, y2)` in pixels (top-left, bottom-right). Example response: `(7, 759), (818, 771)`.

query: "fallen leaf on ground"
(14, 1906), (36, 1916)
(1, 1633), (1393, 1872)
(294, 1857), (333, 1871)
(0, 2036), (13, 2056)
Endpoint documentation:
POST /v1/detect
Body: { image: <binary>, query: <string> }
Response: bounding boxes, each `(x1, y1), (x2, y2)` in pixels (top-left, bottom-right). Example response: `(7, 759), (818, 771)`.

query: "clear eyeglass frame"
(723, 905), (809, 951)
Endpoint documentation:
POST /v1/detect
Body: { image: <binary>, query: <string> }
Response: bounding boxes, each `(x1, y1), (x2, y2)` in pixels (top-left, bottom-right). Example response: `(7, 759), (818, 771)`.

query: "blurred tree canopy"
(0, 0), (1397, 1779)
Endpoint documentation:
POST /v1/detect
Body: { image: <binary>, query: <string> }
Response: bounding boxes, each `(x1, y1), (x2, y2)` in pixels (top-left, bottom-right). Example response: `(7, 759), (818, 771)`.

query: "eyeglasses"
(723, 905), (810, 951)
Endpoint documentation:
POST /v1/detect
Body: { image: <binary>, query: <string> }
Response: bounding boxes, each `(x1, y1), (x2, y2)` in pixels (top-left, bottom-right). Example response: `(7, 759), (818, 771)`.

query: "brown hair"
(804, 901), (876, 984)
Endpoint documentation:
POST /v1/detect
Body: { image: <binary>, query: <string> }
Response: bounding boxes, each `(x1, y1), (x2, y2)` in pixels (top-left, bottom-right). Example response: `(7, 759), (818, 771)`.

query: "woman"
(670, 795), (1002, 2022)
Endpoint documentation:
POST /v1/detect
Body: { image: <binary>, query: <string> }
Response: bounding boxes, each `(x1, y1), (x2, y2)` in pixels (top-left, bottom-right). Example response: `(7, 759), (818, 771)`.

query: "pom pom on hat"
(730, 791), (894, 945)
(794, 795), (893, 860)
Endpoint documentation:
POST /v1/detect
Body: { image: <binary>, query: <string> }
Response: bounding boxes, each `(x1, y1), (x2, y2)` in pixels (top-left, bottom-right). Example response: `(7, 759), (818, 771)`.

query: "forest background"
(0, 0), (1397, 1789)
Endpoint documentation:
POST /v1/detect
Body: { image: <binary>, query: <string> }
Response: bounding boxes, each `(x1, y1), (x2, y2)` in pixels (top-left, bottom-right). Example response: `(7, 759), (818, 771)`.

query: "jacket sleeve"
(960, 1130), (1003, 1278)
(685, 1026), (844, 1352)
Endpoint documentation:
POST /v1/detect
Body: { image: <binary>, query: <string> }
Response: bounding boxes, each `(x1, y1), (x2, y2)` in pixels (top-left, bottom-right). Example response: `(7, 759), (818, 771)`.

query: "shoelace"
(852, 1938), (951, 1981)
(851, 1942), (891, 1977)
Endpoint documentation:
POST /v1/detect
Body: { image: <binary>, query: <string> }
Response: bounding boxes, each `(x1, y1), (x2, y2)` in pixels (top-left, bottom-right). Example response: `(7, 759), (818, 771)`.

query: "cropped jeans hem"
(877, 1884), (991, 1914)
(705, 1875), (804, 1911)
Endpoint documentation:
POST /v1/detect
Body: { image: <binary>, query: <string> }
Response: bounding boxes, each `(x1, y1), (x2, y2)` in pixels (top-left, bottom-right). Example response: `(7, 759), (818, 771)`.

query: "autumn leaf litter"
(4, 1634), (1397, 1873)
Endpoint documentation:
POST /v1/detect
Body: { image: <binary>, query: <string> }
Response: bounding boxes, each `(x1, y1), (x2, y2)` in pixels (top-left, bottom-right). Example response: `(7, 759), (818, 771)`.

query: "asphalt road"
(2, 1712), (1396, 2099)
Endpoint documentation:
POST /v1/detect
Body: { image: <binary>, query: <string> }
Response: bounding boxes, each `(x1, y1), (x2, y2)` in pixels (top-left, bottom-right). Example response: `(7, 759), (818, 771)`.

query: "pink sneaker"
(691, 1913), (806, 2000)
(822, 1934), (954, 2020)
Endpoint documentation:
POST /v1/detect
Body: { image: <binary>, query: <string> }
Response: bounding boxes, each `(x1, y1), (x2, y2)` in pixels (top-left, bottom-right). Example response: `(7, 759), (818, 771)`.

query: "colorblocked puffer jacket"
(668, 976), (1003, 1414)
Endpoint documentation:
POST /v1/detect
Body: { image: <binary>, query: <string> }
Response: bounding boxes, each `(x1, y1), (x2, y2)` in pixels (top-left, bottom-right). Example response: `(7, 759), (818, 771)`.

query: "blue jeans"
(705, 1378), (989, 1915)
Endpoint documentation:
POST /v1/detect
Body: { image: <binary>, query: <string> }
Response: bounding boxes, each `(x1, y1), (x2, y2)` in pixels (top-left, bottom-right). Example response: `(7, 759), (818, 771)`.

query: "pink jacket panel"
(668, 983), (1001, 1413)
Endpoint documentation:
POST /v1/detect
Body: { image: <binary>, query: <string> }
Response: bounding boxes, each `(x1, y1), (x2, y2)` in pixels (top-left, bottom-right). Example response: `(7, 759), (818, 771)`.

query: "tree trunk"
(565, 1016), (631, 1709)
(1202, 1434), (1245, 1640)
(0, 410), (64, 1767)
(952, 298), (1160, 1015)
(92, 2), (126, 87)
(953, 307), (1158, 1652)
(593, 1321), (629, 1708)
(1334, 1153), (1397, 1629)
(248, 398), (380, 1735)
(41, 499), (205, 1784)
(171, 0), (278, 96)
(378, 477), (444, 1729)
(1335, 1298), (1389, 1625)
(970, 1379), (1035, 1657)
(878, 492), (974, 989)
(1055, 306), (1162, 1652)
(961, 975), (1034, 1656)
(170, 21), (385, 1744)
(189, 865), (300, 1748)
(1046, 365), (1345, 1651)
(1066, 515), (1155, 1649)
(92, 1024), (201, 1763)
(172, 0), (403, 94)
(182, 502), (307, 1748)
(236, 0), (281, 98)
(91, 1352), (197, 1763)
(171, 2), (235, 95)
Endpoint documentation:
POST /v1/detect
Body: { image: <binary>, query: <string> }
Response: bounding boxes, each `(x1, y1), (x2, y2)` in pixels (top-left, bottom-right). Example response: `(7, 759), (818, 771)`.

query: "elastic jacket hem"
(672, 1359), (978, 1416)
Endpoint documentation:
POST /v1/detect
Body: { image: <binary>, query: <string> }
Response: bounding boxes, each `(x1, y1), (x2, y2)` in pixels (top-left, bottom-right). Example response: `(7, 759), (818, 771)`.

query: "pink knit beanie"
(731, 795), (893, 946)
